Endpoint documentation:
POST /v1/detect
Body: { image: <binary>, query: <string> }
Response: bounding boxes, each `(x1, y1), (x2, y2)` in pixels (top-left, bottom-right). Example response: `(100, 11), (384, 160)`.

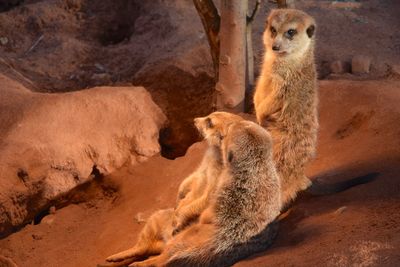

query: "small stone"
(371, 61), (389, 77)
(49, 206), (56, 214)
(330, 60), (349, 74)
(352, 55), (371, 74)
(0, 37), (8, 46)
(41, 214), (55, 225)
(334, 206), (347, 215)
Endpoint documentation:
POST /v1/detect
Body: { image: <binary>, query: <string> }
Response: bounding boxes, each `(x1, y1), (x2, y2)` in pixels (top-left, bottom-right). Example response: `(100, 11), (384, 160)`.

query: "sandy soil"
(0, 80), (399, 267)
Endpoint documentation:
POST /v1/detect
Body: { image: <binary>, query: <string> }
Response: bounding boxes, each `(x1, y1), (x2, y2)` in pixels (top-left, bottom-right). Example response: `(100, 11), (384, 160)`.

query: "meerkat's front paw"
(256, 113), (264, 125)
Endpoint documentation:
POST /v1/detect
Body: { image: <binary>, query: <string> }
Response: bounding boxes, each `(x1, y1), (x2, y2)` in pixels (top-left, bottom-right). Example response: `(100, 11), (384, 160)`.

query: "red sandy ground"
(0, 79), (399, 267)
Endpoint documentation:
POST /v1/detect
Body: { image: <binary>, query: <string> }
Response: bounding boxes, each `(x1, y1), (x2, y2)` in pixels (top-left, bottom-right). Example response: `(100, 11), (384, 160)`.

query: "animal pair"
(101, 112), (281, 267)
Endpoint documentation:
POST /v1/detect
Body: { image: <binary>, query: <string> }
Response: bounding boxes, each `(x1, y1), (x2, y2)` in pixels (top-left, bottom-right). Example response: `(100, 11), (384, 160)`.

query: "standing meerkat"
(128, 120), (281, 267)
(254, 9), (318, 207)
(103, 112), (244, 266)
(254, 9), (378, 208)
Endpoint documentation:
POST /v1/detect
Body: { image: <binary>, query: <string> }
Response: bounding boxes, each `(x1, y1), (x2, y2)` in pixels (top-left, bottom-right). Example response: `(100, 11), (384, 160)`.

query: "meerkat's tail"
(306, 172), (379, 196)
(167, 221), (279, 267)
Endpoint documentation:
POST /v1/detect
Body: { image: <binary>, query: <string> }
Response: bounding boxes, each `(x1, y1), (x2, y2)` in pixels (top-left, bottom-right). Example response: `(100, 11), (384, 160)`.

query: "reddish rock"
(0, 74), (167, 236)
(352, 55), (372, 74)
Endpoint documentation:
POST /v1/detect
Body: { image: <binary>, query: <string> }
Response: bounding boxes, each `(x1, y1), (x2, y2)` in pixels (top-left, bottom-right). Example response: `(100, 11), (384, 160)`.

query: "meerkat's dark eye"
(205, 117), (213, 128)
(286, 29), (297, 39)
(270, 26), (277, 34)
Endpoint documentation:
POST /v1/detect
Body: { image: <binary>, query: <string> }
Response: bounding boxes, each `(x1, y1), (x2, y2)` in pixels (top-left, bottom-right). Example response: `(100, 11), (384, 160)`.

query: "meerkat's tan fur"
(104, 112), (244, 266)
(254, 9), (318, 208)
(128, 119), (281, 267)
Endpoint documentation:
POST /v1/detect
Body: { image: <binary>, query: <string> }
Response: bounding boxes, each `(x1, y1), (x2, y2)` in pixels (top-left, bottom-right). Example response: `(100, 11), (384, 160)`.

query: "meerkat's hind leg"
(172, 194), (209, 235)
(106, 246), (147, 262)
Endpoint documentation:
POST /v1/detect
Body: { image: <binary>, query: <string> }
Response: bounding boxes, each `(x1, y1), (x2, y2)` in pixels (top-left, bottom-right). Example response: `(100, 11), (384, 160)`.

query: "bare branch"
(24, 34), (44, 56)
(247, 0), (261, 23)
(193, 0), (220, 80)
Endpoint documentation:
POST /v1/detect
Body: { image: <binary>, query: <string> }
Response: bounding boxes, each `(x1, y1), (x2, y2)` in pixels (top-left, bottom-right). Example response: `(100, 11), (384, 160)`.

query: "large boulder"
(0, 74), (166, 236)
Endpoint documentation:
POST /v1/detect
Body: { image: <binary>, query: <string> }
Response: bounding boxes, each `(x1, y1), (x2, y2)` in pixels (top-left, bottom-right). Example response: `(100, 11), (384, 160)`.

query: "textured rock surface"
(0, 74), (166, 236)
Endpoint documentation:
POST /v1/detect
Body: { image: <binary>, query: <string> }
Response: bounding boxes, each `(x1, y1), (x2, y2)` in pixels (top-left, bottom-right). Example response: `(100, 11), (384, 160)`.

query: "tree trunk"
(192, 0), (220, 80)
(216, 0), (247, 112)
(245, 0), (260, 113)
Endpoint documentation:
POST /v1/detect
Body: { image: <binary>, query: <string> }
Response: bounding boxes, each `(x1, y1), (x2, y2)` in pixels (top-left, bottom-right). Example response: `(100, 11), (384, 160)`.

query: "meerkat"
(172, 112), (243, 234)
(103, 112), (244, 266)
(128, 120), (281, 267)
(254, 9), (378, 209)
(254, 8), (318, 208)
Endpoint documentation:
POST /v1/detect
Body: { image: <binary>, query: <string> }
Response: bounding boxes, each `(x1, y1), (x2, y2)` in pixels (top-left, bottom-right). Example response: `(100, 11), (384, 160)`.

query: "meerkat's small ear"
(306, 25), (315, 38)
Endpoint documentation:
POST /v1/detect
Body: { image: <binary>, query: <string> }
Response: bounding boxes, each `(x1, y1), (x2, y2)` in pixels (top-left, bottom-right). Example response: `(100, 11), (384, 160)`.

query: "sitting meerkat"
(103, 112), (243, 266)
(254, 9), (377, 209)
(172, 112), (243, 234)
(128, 120), (281, 267)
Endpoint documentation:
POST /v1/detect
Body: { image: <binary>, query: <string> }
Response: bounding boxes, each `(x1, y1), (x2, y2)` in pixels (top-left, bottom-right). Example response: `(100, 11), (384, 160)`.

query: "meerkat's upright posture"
(128, 120), (281, 267)
(104, 112), (244, 266)
(254, 9), (318, 207)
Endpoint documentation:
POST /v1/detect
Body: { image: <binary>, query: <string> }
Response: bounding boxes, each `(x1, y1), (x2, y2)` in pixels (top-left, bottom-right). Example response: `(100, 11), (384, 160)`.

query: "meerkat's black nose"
(272, 45), (280, 51)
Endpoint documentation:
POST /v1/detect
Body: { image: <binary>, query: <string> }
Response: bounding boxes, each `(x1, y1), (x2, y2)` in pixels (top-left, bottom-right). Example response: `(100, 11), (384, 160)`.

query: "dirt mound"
(0, 74), (166, 237)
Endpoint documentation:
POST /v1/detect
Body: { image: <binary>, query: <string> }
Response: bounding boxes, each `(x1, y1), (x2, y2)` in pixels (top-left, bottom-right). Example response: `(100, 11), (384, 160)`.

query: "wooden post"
(216, 0), (247, 112)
